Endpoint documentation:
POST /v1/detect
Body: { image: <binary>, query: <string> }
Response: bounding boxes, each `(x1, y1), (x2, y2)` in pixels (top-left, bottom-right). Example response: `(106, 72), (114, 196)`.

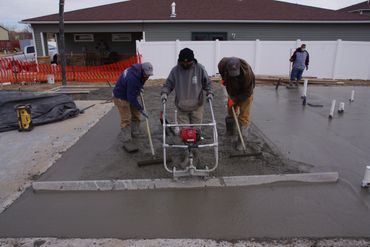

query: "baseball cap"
(226, 57), (241, 77)
(178, 48), (195, 62)
(142, 62), (153, 76)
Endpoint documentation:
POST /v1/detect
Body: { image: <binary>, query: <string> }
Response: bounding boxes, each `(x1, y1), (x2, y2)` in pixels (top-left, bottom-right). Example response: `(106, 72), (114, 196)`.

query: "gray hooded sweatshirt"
(161, 62), (213, 112)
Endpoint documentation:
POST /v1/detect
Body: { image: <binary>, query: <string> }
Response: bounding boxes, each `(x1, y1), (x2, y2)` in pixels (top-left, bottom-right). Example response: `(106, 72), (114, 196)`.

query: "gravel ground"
(0, 100), (113, 213)
(1, 238), (369, 247)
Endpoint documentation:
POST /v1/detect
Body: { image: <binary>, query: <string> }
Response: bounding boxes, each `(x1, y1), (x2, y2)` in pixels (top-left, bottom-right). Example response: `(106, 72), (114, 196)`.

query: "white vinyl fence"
(136, 39), (370, 80)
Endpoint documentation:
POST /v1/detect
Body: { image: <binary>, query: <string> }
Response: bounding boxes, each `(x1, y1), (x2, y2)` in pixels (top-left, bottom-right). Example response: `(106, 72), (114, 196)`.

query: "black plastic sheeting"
(0, 91), (80, 132)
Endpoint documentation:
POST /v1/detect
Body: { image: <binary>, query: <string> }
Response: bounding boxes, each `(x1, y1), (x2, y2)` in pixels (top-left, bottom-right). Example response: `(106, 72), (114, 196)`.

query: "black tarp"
(0, 91), (80, 132)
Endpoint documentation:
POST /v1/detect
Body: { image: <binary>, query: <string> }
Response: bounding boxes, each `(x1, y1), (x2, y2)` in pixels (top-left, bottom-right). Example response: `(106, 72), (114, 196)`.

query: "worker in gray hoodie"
(161, 48), (213, 124)
(161, 48), (213, 169)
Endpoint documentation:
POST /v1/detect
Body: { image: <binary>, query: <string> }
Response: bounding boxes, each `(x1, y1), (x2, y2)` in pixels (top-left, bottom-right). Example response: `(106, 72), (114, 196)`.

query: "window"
(112, 33), (132, 42)
(48, 45), (57, 51)
(26, 46), (35, 53)
(191, 32), (227, 41)
(74, 34), (94, 42)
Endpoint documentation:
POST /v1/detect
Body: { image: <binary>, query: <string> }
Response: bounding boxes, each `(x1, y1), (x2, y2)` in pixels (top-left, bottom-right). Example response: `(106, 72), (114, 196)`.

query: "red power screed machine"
(162, 98), (219, 179)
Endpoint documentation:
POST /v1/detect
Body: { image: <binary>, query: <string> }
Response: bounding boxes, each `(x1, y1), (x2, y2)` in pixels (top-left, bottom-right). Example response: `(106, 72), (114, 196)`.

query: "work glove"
(206, 92), (214, 102)
(161, 93), (168, 103)
(227, 98), (236, 109)
(140, 110), (149, 119)
(306, 65), (309, 71)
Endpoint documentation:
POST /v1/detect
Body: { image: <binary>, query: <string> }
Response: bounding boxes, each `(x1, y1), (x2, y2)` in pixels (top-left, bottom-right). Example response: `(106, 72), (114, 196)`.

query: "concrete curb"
(32, 172), (339, 192)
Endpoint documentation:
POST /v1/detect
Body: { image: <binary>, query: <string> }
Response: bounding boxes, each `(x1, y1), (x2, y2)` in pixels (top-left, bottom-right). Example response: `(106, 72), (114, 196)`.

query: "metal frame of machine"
(162, 99), (219, 178)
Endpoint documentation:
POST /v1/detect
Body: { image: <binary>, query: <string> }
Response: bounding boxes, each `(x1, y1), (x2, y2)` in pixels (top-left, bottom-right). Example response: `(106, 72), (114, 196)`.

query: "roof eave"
(349, 9), (370, 12)
(22, 19), (370, 24)
(0, 25), (9, 31)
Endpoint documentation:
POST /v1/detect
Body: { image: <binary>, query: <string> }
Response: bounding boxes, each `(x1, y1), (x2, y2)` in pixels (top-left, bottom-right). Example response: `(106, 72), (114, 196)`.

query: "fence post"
(332, 39), (342, 80)
(40, 32), (46, 57)
(214, 39), (220, 76)
(136, 40), (141, 59)
(175, 39), (181, 65)
(254, 39), (260, 74)
(296, 39), (301, 48)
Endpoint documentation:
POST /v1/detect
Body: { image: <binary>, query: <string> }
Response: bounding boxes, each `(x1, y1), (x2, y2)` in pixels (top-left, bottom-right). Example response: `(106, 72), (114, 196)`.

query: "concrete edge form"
(32, 172), (339, 192)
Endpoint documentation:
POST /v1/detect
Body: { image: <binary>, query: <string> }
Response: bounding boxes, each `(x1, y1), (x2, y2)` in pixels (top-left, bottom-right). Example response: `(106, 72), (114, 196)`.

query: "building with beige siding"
(0, 26), (9, 40)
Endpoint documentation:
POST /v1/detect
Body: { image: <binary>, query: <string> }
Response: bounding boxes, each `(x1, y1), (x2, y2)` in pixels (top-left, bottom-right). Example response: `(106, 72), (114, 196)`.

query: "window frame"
(73, 34), (94, 42)
(191, 32), (228, 41)
(112, 33), (132, 42)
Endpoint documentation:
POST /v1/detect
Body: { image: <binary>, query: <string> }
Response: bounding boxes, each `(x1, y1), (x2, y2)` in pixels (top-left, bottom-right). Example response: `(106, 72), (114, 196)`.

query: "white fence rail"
(136, 39), (370, 80)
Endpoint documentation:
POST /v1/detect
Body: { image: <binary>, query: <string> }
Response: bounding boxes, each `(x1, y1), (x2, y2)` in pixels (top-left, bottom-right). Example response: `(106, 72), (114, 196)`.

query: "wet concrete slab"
(0, 183), (369, 239)
(0, 86), (369, 239)
(253, 86), (370, 186)
(31, 85), (304, 182)
(0, 100), (113, 213)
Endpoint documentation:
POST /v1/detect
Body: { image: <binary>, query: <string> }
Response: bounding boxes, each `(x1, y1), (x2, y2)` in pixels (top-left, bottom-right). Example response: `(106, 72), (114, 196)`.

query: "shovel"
(137, 92), (167, 167)
(229, 105), (262, 158)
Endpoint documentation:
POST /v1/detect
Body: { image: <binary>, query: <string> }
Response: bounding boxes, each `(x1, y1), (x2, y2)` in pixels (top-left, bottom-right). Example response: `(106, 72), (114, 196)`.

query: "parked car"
(3, 44), (58, 64)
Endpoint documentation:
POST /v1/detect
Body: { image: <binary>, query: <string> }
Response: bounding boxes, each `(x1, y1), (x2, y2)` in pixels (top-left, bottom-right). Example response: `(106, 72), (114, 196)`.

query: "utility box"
(47, 74), (55, 84)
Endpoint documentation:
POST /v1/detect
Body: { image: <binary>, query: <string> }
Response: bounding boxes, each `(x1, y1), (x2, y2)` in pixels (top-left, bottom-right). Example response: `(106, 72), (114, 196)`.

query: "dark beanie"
(178, 48), (195, 62)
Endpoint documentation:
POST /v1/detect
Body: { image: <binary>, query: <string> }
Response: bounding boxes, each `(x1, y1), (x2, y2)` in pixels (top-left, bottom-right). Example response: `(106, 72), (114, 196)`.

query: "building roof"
(0, 25), (9, 32)
(23, 0), (370, 23)
(340, 1), (370, 12)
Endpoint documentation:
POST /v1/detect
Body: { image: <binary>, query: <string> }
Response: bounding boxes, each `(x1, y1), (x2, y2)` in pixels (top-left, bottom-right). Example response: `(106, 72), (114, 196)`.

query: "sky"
(0, 0), (366, 30)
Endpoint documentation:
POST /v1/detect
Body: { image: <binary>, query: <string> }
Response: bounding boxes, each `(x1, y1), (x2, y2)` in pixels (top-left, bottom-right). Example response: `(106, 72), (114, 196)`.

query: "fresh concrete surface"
(34, 85), (304, 182)
(253, 86), (370, 187)
(1, 183), (369, 239)
(0, 86), (369, 240)
(32, 172), (339, 191)
(0, 100), (113, 213)
(0, 238), (370, 247)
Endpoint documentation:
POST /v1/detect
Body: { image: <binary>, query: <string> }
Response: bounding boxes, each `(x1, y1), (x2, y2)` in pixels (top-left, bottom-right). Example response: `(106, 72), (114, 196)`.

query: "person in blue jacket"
(289, 44), (309, 88)
(113, 62), (153, 142)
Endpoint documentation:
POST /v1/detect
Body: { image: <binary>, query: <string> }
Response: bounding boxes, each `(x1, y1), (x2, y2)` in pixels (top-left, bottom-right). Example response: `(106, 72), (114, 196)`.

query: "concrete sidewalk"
(0, 101), (113, 213)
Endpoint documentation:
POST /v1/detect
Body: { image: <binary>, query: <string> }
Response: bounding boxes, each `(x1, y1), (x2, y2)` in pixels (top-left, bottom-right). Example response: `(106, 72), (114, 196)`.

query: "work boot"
(225, 116), (236, 136)
(293, 81), (299, 88)
(119, 127), (132, 143)
(131, 121), (142, 138)
(287, 82), (296, 89)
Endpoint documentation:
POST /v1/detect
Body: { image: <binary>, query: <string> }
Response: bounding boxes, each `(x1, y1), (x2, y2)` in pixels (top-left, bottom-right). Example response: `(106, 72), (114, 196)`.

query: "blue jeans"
(290, 67), (304, 81)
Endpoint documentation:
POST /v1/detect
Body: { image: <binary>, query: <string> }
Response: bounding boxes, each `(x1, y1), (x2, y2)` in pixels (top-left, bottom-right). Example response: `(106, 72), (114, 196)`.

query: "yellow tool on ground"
(15, 105), (34, 131)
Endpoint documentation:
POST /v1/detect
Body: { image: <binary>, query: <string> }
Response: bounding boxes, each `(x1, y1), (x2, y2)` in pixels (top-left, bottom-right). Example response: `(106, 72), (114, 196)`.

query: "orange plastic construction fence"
(0, 55), (139, 84)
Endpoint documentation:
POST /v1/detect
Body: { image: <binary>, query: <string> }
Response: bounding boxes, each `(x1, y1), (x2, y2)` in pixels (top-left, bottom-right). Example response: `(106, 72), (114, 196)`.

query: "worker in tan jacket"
(218, 57), (255, 150)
